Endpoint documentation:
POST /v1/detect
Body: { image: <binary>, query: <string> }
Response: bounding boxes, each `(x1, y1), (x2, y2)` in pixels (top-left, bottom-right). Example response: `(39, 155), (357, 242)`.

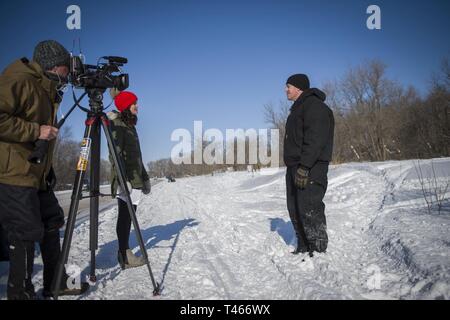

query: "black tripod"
(51, 88), (160, 299)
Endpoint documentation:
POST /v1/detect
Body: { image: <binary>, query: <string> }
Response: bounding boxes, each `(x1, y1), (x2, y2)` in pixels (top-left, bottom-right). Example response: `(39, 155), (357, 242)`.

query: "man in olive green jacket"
(0, 40), (88, 299)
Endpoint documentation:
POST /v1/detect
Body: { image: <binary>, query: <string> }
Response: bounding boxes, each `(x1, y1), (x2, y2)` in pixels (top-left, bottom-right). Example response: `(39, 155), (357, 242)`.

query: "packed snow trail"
(0, 159), (448, 299)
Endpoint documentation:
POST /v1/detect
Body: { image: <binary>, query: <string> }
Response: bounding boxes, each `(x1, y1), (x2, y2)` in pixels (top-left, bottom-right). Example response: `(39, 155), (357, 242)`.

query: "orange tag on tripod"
(77, 138), (91, 171)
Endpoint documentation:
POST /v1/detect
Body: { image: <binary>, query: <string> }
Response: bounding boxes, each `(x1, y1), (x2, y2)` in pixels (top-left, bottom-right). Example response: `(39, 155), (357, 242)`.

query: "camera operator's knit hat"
(286, 74), (310, 91)
(33, 40), (71, 71)
(115, 91), (138, 112)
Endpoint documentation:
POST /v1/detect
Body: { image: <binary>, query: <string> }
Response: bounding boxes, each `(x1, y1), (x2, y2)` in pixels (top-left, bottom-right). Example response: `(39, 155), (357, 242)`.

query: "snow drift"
(1, 158), (449, 300)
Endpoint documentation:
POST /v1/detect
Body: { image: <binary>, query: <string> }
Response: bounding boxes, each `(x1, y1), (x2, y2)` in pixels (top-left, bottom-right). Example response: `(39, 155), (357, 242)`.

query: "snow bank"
(0, 158), (448, 300)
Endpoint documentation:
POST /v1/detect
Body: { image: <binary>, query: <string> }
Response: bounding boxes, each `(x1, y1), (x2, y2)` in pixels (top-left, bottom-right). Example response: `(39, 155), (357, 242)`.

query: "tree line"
(52, 127), (111, 190)
(147, 139), (264, 179)
(53, 58), (449, 183)
(265, 58), (449, 165)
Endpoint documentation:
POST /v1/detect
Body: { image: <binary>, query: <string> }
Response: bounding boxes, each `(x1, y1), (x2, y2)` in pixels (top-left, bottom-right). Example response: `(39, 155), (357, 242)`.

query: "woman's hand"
(142, 179), (151, 195)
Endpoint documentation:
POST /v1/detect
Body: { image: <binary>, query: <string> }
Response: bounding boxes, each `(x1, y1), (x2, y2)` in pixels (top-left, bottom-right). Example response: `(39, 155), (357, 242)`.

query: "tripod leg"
(51, 117), (96, 299)
(100, 115), (161, 296)
(89, 118), (101, 282)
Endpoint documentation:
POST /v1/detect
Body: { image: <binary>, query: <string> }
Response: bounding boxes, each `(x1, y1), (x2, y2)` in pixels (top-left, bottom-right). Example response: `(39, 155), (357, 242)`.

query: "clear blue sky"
(1, 0), (449, 163)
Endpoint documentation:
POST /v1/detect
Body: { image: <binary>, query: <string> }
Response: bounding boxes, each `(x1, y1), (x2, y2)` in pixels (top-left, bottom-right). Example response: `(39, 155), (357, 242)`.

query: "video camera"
(27, 55), (129, 164)
(69, 55), (129, 91)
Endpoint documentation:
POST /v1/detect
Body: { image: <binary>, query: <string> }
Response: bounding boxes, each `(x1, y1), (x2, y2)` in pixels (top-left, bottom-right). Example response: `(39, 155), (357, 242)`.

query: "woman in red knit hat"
(108, 90), (151, 269)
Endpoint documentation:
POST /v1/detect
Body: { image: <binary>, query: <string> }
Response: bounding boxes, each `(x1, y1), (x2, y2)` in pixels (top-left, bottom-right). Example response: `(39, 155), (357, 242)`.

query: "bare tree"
(52, 126), (79, 190)
(264, 100), (290, 166)
(149, 58), (450, 179)
(414, 160), (450, 215)
(52, 126), (111, 190)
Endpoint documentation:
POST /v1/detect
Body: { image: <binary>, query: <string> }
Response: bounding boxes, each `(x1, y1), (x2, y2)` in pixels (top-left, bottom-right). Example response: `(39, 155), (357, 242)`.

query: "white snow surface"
(1, 158), (449, 300)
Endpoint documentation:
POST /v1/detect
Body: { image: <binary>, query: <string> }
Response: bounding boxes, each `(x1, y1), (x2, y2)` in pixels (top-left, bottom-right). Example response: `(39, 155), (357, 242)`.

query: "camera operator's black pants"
(0, 224), (9, 261)
(0, 183), (65, 298)
(286, 164), (329, 253)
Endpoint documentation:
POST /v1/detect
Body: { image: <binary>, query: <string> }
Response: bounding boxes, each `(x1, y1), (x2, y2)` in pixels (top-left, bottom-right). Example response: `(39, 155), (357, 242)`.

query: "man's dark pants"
(286, 162), (329, 253)
(0, 224), (8, 261)
(0, 183), (64, 298)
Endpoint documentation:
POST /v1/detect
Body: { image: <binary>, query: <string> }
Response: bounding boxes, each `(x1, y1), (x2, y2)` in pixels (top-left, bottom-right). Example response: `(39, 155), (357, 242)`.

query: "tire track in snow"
(210, 179), (315, 299)
(173, 187), (234, 299)
(179, 180), (297, 299)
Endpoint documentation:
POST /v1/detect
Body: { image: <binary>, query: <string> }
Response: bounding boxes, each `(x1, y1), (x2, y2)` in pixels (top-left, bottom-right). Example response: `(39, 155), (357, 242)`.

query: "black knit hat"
(286, 74), (310, 91)
(33, 40), (70, 71)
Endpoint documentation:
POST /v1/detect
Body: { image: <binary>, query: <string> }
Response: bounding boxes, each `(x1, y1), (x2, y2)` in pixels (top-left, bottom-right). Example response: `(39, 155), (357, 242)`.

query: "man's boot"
(292, 236), (308, 255)
(291, 229), (309, 255)
(40, 230), (89, 298)
(40, 230), (60, 294)
(42, 273), (90, 299)
(7, 239), (36, 300)
(311, 238), (328, 253)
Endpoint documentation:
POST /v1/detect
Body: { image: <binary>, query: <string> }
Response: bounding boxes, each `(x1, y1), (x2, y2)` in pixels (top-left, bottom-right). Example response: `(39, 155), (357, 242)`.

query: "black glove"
(294, 166), (309, 189)
(142, 179), (151, 195)
(46, 167), (57, 190)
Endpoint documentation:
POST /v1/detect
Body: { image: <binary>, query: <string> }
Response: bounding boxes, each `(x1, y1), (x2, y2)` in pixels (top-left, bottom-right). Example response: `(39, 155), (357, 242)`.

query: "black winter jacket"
(283, 88), (334, 169)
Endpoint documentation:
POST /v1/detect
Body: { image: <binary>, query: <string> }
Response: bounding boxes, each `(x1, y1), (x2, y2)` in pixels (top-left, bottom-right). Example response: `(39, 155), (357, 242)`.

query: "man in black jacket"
(284, 74), (334, 256)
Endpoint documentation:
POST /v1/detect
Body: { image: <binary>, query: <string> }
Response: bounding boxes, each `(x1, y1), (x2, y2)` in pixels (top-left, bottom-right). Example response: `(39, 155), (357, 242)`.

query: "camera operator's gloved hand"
(294, 166), (309, 189)
(46, 167), (57, 190)
(142, 179), (151, 195)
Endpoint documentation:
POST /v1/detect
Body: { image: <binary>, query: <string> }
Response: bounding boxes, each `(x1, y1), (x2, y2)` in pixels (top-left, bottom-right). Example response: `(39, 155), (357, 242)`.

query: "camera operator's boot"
(118, 249), (145, 270)
(291, 234), (308, 255)
(40, 230), (89, 299)
(40, 229), (60, 295)
(42, 273), (90, 299)
(7, 239), (36, 300)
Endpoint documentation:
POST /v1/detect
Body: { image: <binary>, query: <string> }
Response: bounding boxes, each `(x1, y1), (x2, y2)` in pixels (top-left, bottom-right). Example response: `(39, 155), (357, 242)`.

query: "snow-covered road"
(1, 159), (449, 299)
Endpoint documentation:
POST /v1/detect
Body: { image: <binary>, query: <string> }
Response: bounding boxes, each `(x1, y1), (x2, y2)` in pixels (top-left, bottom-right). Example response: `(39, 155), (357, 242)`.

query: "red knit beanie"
(114, 91), (138, 112)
